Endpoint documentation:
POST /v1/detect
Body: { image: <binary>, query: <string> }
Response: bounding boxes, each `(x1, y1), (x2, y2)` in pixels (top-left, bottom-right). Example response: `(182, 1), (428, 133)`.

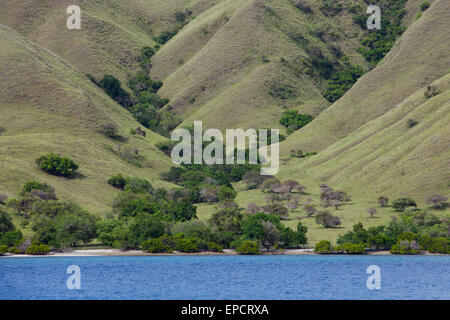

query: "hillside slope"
(0, 0), (219, 87)
(0, 25), (173, 214)
(280, 0), (450, 155)
(151, 0), (371, 130)
(279, 71), (450, 203)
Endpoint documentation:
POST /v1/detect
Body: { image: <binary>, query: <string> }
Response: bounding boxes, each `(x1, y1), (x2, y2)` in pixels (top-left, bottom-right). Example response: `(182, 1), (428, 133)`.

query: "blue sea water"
(0, 255), (448, 300)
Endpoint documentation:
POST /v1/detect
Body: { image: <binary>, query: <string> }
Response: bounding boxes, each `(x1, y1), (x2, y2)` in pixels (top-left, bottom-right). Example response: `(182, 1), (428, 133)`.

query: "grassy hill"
(0, 0), (220, 88)
(280, 0), (449, 155)
(151, 0), (374, 131)
(0, 0), (448, 247)
(0, 25), (174, 214)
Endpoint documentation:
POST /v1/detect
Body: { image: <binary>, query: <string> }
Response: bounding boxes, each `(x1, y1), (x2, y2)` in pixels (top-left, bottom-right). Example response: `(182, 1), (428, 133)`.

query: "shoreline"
(0, 248), (397, 257)
(2, 249), (447, 258)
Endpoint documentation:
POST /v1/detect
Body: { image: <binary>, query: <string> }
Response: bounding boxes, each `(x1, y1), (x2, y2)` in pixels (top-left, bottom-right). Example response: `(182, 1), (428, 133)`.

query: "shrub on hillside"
(320, 0), (342, 16)
(420, 1), (431, 11)
(279, 109), (314, 133)
(0, 210), (15, 234)
(426, 194), (448, 209)
(154, 28), (179, 45)
(108, 174), (127, 190)
(123, 177), (153, 194)
(35, 153), (79, 177)
(324, 66), (364, 102)
(294, 1), (312, 14)
(424, 85), (439, 98)
(98, 75), (131, 107)
(392, 198), (417, 212)
(22, 181), (54, 195)
(100, 122), (119, 139)
(407, 119), (418, 128)
(377, 196), (389, 207)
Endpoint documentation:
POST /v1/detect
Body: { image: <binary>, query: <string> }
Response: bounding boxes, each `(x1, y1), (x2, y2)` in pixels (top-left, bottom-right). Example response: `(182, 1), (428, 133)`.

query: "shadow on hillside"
(68, 172), (87, 180)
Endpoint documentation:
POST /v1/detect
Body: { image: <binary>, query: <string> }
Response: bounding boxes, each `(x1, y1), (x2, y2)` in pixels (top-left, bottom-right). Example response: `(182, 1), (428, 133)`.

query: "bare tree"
(260, 178), (281, 192)
(303, 205), (317, 217)
(426, 194), (448, 209)
(329, 199), (342, 210)
(286, 196), (300, 212)
(293, 184), (306, 193)
(377, 196), (389, 207)
(283, 180), (299, 192)
(366, 207), (377, 218)
(246, 202), (260, 214)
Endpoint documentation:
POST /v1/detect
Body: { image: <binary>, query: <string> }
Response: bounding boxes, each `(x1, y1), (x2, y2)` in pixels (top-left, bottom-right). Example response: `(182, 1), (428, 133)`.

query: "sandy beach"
(0, 248), (400, 257)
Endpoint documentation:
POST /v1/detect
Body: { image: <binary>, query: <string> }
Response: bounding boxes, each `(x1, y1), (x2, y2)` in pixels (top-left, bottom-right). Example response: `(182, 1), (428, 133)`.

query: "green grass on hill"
(152, 0), (372, 131)
(0, 26), (175, 214)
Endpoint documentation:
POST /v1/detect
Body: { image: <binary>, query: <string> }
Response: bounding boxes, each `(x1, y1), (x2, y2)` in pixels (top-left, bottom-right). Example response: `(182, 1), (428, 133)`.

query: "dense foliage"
(324, 66), (364, 102)
(279, 109), (314, 133)
(35, 153), (79, 177)
(90, 45), (180, 137)
(354, 0), (408, 66)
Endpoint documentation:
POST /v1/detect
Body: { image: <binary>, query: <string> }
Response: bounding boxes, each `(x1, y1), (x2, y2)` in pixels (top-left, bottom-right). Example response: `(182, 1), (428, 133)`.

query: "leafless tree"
(426, 194), (448, 209)
(246, 202), (260, 215)
(366, 207), (377, 218)
(287, 196), (300, 212)
(303, 205), (317, 217)
(377, 196), (389, 207)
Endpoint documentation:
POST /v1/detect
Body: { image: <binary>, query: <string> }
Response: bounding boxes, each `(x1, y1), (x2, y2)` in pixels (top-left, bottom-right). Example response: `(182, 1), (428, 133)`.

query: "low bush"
(314, 240), (333, 253)
(22, 181), (54, 194)
(154, 28), (180, 45)
(294, 1), (312, 14)
(334, 243), (365, 254)
(390, 239), (421, 254)
(35, 153), (79, 177)
(420, 1), (431, 11)
(176, 237), (199, 253)
(108, 174), (127, 190)
(279, 109), (314, 133)
(207, 242), (223, 252)
(142, 238), (172, 253)
(424, 85), (439, 98)
(236, 240), (261, 255)
(0, 244), (8, 255)
(392, 198), (417, 212)
(0, 230), (23, 247)
(324, 66), (364, 102)
(407, 119), (418, 128)
(25, 242), (50, 255)
(101, 123), (119, 139)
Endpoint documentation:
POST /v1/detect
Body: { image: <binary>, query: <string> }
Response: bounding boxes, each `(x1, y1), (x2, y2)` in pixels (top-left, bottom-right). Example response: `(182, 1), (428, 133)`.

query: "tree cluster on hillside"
(88, 46), (180, 137)
(353, 0), (408, 66)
